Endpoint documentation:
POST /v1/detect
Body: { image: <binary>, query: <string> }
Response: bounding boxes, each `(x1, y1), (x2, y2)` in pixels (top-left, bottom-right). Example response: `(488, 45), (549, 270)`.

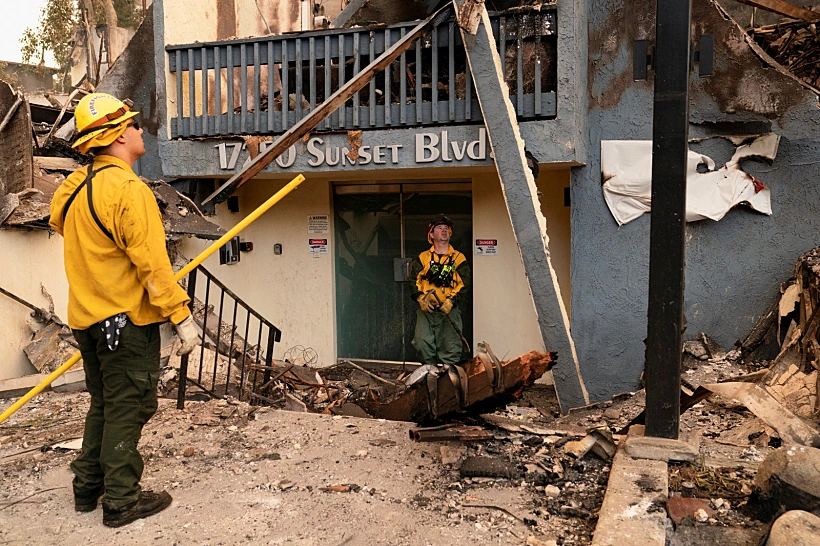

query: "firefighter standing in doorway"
(49, 93), (201, 527)
(411, 215), (471, 364)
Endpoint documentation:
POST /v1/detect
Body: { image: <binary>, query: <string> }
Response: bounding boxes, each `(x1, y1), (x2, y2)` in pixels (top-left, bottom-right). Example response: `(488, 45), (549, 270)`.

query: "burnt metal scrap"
(243, 345), (554, 423)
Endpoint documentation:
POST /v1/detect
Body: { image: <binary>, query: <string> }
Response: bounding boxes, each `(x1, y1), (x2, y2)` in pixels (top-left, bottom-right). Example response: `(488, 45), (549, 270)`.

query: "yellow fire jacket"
(49, 155), (191, 330)
(411, 245), (471, 307)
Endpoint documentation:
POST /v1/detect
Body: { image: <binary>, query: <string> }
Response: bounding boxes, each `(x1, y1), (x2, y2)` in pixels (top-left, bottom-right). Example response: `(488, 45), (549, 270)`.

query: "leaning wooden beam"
(732, 0), (820, 22)
(201, 4), (454, 206)
(370, 350), (554, 422)
(451, 0), (589, 412)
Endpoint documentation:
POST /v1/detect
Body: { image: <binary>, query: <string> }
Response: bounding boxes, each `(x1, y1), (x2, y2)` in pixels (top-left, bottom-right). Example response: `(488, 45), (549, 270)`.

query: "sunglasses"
(127, 120), (140, 130)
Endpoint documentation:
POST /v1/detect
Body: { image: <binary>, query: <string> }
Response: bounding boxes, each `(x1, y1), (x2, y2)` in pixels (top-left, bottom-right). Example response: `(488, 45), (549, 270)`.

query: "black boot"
(102, 490), (172, 528)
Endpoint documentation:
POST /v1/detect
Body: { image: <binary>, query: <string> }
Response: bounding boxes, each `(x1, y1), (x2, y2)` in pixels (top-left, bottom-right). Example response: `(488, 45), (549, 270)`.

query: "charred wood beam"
(370, 350), (553, 422)
(201, 3), (454, 206)
(732, 0), (820, 22)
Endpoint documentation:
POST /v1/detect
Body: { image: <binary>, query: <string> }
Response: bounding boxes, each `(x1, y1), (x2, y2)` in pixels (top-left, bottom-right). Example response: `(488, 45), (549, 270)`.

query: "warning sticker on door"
(309, 238), (329, 256)
(475, 239), (498, 256)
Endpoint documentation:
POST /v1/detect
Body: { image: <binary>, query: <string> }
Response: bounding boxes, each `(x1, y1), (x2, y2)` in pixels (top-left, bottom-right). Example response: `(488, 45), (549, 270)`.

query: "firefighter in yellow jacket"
(49, 93), (200, 527)
(411, 215), (471, 364)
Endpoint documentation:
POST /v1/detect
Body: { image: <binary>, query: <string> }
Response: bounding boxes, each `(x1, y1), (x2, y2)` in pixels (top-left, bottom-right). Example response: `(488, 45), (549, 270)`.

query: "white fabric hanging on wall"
(601, 134), (779, 225)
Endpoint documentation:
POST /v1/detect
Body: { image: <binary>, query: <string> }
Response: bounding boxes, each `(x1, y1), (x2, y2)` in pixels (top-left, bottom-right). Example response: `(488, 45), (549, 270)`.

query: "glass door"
(334, 184), (472, 363)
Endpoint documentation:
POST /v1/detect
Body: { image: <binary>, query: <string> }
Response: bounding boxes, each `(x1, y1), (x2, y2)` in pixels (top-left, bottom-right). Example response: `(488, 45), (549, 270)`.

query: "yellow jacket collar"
(92, 154), (134, 173)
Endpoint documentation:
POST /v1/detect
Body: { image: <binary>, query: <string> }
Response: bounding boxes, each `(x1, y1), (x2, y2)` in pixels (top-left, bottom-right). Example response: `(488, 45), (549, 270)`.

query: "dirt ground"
(0, 354), (788, 545)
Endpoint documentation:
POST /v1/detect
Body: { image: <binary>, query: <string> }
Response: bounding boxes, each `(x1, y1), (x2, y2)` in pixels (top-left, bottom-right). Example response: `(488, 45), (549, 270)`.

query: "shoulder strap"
(61, 164), (119, 242)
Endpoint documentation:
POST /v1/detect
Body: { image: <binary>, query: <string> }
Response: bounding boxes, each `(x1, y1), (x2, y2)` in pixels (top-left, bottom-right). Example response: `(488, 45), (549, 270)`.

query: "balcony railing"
(166, 10), (557, 139)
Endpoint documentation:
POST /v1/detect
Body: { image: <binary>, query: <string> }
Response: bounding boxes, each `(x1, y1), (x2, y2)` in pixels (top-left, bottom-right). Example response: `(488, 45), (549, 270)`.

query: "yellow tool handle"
(0, 174), (305, 425)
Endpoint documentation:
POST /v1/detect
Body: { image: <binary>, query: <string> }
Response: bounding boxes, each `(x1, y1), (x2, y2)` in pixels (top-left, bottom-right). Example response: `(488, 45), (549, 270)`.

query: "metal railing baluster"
(199, 277), (211, 385)
(369, 31), (376, 126)
(324, 35), (331, 130)
(201, 46), (209, 135)
(267, 41), (274, 132)
(240, 44), (248, 133)
(448, 22), (455, 121)
(517, 25), (524, 116)
(415, 39), (422, 124)
(432, 25), (439, 122)
(353, 32), (360, 127)
(188, 49), (196, 134)
(384, 28), (391, 126)
(337, 35), (345, 129)
(175, 50), (183, 137)
(214, 46), (222, 134)
(281, 40), (289, 131)
(227, 45), (234, 134)
(254, 42), (261, 133)
(400, 28), (406, 125)
(295, 38), (303, 121)
(309, 37), (316, 116)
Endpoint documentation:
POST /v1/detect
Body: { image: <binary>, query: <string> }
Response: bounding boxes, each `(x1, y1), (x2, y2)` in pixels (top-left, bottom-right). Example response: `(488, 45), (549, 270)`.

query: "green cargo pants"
(70, 321), (160, 510)
(412, 307), (463, 365)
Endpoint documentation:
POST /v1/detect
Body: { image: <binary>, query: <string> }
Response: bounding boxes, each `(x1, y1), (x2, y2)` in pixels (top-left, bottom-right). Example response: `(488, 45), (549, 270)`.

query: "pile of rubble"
(166, 345), (556, 424)
(750, 19), (820, 90)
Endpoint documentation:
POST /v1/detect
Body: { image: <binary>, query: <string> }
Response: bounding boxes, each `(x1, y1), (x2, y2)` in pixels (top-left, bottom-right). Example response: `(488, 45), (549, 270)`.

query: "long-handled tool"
(426, 290), (471, 355)
(0, 174), (306, 425)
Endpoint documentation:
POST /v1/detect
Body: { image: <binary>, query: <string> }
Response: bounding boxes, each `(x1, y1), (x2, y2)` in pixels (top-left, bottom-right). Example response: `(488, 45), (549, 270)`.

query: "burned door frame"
(333, 181), (473, 365)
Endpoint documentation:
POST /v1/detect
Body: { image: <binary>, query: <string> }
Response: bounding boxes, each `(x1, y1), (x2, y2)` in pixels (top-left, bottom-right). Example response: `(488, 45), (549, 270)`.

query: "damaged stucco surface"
(573, 0), (820, 401)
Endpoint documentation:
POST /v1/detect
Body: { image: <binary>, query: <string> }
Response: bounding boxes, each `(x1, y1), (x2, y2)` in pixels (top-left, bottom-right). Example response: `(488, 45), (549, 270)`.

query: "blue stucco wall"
(572, 0), (820, 401)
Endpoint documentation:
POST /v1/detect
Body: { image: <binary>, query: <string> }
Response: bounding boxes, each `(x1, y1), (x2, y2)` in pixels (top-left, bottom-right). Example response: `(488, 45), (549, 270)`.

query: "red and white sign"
(475, 239), (498, 256)
(309, 238), (328, 255)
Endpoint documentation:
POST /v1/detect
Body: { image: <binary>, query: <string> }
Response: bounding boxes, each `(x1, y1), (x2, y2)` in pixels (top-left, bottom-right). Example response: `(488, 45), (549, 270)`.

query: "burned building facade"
(3, 0), (818, 409)
(145, 0), (820, 405)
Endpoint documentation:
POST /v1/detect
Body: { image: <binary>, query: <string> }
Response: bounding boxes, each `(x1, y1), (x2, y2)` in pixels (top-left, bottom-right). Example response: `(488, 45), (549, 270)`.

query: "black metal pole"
(177, 269), (198, 410)
(644, 0), (692, 439)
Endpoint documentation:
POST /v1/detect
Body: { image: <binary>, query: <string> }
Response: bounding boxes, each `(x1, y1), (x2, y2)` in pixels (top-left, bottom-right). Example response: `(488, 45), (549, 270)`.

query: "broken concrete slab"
(590, 446), (668, 546)
(624, 424), (699, 462)
(705, 382), (820, 447)
(766, 510), (820, 546)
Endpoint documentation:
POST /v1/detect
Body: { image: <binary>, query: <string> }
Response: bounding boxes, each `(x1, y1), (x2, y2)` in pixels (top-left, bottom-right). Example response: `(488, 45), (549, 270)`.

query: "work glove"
(439, 297), (454, 315)
(174, 316), (201, 356)
(418, 294), (435, 313)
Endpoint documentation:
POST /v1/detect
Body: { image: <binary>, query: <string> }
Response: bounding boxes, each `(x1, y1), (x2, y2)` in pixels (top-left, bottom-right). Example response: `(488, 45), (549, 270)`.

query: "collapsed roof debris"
(0, 80), (225, 240)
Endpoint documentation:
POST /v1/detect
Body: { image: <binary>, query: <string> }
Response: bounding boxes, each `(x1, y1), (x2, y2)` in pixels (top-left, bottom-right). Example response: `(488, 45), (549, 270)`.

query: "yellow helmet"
(72, 93), (140, 154)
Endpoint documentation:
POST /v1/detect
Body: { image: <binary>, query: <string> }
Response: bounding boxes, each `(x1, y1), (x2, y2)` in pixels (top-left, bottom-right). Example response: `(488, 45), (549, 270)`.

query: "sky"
(0, 0), (58, 67)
